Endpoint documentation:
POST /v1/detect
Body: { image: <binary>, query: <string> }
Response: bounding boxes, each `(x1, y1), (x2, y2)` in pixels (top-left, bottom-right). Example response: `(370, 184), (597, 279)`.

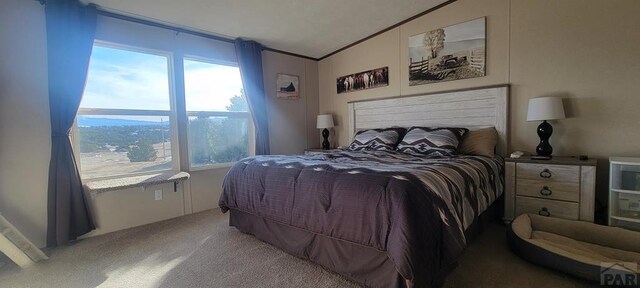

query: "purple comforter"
(219, 150), (503, 287)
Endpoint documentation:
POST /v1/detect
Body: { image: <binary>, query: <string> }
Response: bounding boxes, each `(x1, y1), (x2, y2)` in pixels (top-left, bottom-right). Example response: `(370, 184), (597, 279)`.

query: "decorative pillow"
(459, 127), (498, 157)
(348, 128), (405, 151)
(397, 127), (468, 156)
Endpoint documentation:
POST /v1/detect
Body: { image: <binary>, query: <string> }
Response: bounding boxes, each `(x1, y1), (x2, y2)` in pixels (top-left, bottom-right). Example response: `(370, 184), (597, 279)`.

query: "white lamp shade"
(527, 97), (566, 121)
(316, 114), (334, 129)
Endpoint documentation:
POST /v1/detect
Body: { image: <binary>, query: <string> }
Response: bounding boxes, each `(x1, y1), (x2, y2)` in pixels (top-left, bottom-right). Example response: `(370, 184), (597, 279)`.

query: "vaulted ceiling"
(84, 0), (450, 59)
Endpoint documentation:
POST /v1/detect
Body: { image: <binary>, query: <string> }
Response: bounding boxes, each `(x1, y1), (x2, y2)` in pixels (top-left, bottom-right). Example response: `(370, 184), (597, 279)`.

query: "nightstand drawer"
(516, 179), (579, 202)
(504, 157), (596, 223)
(516, 196), (579, 220)
(517, 163), (579, 183)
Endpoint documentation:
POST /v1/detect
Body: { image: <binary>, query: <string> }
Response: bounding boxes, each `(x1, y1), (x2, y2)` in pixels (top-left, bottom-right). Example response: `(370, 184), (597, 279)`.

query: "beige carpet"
(0, 209), (597, 288)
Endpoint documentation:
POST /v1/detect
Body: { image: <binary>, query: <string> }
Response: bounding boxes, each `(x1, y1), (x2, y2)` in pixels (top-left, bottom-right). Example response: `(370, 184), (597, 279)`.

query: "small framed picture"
(276, 74), (300, 100)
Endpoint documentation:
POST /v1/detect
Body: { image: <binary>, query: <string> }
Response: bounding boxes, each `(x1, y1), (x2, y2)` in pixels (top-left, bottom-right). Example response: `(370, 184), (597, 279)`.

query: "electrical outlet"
(154, 189), (162, 200)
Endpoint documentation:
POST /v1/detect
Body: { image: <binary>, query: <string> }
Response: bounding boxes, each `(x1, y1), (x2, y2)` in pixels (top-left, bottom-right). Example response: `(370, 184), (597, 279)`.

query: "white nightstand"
(504, 156), (597, 222)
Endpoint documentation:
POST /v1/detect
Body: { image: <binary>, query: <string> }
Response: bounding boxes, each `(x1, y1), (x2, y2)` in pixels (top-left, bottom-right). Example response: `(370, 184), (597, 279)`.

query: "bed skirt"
(228, 199), (501, 288)
(229, 209), (403, 287)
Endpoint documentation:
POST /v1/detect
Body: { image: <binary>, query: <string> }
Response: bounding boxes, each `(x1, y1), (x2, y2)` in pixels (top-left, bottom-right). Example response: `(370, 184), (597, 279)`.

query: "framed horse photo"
(337, 66), (388, 94)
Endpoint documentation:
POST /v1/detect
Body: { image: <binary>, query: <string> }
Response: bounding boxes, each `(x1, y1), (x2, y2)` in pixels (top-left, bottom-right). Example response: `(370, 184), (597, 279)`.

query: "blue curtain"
(44, 0), (97, 246)
(234, 39), (270, 155)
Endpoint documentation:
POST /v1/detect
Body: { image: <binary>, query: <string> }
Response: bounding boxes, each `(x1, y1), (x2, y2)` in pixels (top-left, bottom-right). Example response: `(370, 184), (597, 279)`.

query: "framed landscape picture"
(409, 17), (486, 86)
(276, 73), (300, 100)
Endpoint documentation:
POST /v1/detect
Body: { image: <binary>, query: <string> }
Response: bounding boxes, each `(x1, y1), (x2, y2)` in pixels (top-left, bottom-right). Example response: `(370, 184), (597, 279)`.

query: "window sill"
(83, 171), (190, 197)
(189, 162), (235, 172)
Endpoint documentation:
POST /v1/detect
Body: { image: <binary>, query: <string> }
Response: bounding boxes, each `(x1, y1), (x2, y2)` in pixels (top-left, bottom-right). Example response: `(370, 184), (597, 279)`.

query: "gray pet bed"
(507, 213), (640, 282)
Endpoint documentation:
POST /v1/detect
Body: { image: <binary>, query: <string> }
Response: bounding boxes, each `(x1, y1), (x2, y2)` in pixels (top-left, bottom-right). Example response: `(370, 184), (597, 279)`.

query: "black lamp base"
(536, 120), (553, 158)
(321, 128), (330, 150)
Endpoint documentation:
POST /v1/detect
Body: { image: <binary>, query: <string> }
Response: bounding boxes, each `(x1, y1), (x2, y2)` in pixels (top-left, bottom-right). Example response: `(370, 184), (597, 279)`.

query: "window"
(77, 44), (175, 179)
(183, 59), (249, 168)
(75, 38), (252, 179)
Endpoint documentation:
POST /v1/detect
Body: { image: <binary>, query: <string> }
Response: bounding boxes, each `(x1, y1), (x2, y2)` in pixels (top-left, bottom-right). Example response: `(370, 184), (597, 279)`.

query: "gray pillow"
(348, 128), (405, 151)
(397, 127), (468, 157)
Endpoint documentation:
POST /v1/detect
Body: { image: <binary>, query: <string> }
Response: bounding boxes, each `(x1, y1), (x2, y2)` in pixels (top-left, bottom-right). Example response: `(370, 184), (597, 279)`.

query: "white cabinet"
(609, 157), (640, 231)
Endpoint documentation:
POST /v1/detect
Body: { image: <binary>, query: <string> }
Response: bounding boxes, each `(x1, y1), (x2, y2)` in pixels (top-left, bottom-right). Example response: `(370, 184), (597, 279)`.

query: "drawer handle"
(539, 169), (552, 178)
(538, 207), (551, 217)
(540, 186), (553, 196)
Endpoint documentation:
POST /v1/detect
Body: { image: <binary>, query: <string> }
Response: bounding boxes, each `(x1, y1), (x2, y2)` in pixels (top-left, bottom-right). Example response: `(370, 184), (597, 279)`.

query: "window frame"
(73, 41), (180, 181)
(72, 41), (255, 180)
(182, 55), (254, 171)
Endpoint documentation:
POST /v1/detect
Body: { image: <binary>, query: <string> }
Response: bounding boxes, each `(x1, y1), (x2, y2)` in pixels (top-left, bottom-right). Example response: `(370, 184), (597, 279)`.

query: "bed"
(219, 85), (509, 287)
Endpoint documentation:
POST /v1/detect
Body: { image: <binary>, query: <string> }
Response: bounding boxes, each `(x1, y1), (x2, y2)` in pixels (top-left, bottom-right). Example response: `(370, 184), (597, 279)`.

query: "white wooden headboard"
(347, 85), (509, 156)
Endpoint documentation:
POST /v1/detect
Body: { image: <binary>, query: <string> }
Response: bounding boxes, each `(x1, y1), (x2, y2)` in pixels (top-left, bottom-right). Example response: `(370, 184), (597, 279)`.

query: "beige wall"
(0, 0), (50, 248)
(188, 168), (231, 213)
(319, 28), (402, 148)
(319, 0), (510, 148)
(318, 0), (640, 204)
(81, 167), (233, 238)
(263, 51), (320, 153)
(84, 182), (185, 236)
(509, 0), (640, 202)
(0, 0), (318, 247)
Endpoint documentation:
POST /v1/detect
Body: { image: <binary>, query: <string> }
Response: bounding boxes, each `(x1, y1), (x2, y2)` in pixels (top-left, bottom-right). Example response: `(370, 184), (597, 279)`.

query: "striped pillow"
(348, 128), (405, 151)
(397, 127), (468, 157)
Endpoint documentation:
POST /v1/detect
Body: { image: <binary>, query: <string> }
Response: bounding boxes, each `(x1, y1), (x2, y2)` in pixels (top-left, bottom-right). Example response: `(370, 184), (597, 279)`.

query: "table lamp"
(527, 97), (566, 159)
(316, 114), (334, 150)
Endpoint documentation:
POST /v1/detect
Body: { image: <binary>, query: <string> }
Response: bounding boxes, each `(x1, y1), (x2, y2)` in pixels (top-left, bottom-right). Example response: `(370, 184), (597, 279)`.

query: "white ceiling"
(84, 0), (450, 59)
